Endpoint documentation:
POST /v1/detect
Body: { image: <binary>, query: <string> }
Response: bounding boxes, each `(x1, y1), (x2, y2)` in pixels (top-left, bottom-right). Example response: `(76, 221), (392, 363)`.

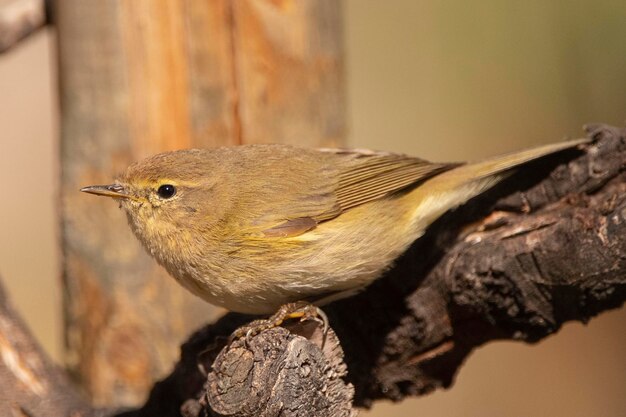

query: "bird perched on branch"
(82, 139), (587, 320)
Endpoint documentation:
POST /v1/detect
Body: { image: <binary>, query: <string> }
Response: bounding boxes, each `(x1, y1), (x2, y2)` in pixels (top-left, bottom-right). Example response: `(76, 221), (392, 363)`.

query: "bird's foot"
(229, 301), (329, 347)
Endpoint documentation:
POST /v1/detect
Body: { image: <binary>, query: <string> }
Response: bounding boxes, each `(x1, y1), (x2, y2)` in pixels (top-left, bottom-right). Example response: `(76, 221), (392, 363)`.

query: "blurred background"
(0, 1), (624, 416)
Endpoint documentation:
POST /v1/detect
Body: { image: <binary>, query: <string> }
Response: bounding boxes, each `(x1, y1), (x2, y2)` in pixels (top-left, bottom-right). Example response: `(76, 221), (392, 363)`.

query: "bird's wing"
(259, 148), (457, 237)
(318, 148), (457, 220)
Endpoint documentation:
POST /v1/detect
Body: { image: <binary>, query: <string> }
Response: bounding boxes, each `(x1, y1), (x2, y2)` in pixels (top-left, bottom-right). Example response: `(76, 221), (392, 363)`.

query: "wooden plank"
(56, 1), (220, 406)
(233, 0), (346, 146)
(56, 0), (345, 407)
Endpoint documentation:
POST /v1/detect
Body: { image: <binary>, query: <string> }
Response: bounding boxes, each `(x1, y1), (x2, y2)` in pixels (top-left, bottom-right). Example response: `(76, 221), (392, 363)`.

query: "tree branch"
(0, 0), (49, 53)
(0, 277), (95, 417)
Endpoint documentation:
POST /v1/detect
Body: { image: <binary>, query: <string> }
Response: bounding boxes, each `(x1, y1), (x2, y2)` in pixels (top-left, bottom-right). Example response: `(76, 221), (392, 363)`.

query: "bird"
(81, 139), (587, 318)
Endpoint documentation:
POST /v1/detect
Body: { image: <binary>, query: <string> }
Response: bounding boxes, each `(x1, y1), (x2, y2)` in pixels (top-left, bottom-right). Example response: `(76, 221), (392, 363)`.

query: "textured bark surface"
(206, 325), (355, 417)
(56, 0), (345, 406)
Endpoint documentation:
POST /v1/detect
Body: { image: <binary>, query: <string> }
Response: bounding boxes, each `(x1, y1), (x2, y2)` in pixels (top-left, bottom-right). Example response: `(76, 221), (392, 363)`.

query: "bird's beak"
(80, 184), (132, 200)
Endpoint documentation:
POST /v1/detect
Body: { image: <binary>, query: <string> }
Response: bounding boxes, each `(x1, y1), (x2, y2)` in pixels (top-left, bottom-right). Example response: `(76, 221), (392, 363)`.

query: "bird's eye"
(157, 184), (176, 199)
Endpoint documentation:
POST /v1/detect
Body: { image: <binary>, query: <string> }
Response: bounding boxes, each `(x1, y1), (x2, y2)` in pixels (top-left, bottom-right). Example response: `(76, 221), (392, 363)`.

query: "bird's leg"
(229, 301), (329, 347)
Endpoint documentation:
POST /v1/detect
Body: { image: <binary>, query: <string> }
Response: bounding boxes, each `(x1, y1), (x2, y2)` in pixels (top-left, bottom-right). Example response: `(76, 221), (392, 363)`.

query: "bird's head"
(81, 149), (231, 245)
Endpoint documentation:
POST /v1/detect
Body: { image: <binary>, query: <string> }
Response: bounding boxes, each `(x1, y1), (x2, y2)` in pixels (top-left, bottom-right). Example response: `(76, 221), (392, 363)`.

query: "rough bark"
(0, 125), (623, 416)
(56, 0), (345, 406)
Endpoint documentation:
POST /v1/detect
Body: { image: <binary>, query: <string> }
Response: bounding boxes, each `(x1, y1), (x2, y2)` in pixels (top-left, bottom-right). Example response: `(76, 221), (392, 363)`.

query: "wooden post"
(56, 0), (345, 407)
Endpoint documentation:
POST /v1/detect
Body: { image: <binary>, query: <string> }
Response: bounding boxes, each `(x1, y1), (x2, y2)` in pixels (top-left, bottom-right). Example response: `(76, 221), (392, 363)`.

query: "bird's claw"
(228, 301), (329, 348)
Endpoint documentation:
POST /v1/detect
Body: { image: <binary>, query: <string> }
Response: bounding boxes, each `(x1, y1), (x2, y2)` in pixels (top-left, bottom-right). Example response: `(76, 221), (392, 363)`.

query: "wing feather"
(250, 145), (457, 235)
(323, 149), (457, 214)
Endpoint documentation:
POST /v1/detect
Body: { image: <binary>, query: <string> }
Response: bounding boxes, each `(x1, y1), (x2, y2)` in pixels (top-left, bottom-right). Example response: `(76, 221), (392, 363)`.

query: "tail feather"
(409, 138), (589, 230)
(447, 137), (589, 182)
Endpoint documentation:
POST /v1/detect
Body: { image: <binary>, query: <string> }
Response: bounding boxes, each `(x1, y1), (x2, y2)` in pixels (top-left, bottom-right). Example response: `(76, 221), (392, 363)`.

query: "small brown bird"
(82, 140), (586, 315)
